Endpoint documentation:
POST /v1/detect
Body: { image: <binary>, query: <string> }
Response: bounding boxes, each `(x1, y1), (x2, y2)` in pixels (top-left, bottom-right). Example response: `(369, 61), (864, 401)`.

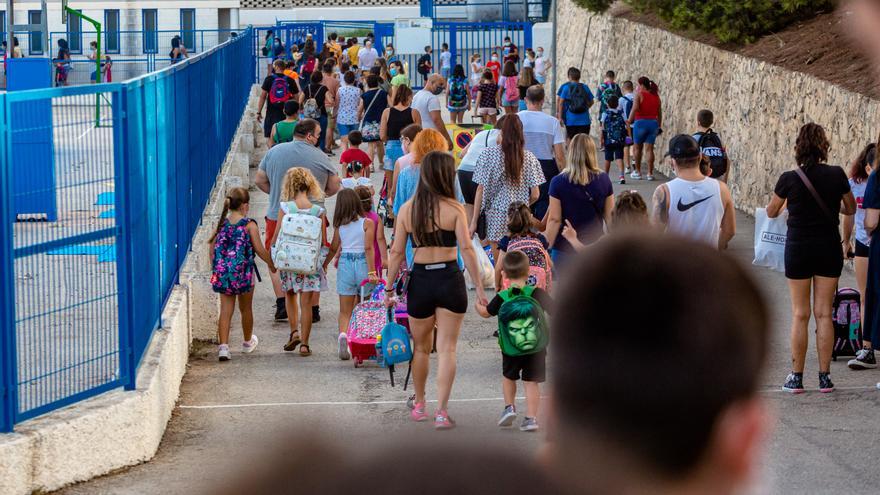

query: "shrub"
(573, 0), (835, 44)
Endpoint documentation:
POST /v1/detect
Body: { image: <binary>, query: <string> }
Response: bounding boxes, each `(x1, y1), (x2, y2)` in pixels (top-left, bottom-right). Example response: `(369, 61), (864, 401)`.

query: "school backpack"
(832, 287), (863, 360)
(417, 54), (431, 75)
(449, 77), (468, 107)
(603, 110), (628, 146)
(210, 218), (256, 295)
(620, 94), (634, 118)
(302, 85), (325, 119)
(272, 204), (324, 274)
(268, 75), (293, 105)
(497, 286), (549, 357)
(302, 56), (316, 73)
(567, 82), (589, 114)
(695, 130), (729, 179)
(503, 75), (520, 103)
(598, 82), (622, 114)
(504, 236), (552, 291)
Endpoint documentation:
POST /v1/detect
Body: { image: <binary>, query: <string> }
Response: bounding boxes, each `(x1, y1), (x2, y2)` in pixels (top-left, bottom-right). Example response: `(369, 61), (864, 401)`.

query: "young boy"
(476, 251), (552, 432)
(596, 70), (622, 118)
(599, 95), (628, 185)
(620, 80), (636, 172)
(417, 45), (433, 85)
(340, 131), (372, 177)
(440, 43), (452, 80)
(486, 51), (502, 82)
(692, 109), (730, 182)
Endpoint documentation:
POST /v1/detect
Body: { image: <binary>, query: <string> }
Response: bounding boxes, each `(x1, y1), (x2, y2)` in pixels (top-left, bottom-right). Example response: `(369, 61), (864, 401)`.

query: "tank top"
(339, 217), (367, 253)
(364, 210), (382, 270)
(273, 120), (297, 144)
(634, 91), (660, 120)
(386, 107), (415, 141)
(666, 177), (724, 247)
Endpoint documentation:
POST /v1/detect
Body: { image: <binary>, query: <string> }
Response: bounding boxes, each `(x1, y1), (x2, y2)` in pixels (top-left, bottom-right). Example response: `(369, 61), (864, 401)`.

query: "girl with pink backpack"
(498, 61), (520, 116)
(494, 202), (552, 292)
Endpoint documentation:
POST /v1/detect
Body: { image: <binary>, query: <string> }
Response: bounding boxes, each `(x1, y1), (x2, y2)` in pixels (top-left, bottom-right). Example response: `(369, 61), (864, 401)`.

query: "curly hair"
(794, 123), (830, 169)
(280, 167), (323, 202)
(612, 191), (648, 231)
(412, 128), (448, 164)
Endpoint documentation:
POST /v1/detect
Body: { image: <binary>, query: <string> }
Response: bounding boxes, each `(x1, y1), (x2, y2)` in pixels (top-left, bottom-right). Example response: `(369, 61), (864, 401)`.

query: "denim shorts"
(337, 252), (369, 296)
(632, 119), (659, 145)
(338, 123), (359, 138)
(384, 140), (404, 171)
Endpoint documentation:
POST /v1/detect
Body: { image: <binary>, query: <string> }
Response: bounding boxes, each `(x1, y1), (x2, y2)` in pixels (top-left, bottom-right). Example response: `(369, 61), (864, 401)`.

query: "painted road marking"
(180, 396), (527, 410)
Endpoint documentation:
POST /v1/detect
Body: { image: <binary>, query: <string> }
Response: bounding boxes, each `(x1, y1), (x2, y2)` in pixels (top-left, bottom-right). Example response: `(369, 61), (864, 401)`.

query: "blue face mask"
(390, 68), (398, 76)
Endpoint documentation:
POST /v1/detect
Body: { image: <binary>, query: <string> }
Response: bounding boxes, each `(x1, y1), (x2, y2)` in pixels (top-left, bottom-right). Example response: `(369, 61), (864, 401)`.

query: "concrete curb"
(0, 86), (261, 495)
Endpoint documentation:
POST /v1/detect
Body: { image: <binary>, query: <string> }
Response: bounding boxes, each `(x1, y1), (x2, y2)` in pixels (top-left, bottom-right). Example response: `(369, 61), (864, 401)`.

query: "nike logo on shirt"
(677, 196), (713, 212)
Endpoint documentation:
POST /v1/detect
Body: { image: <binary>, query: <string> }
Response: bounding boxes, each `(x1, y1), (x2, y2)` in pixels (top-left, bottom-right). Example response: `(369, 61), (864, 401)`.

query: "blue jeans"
(384, 140), (403, 171)
(317, 114), (329, 150)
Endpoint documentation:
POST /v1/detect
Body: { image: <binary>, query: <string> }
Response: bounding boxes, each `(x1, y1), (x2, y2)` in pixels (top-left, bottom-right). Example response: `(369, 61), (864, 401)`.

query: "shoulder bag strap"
(360, 90), (381, 127)
(794, 166), (834, 220)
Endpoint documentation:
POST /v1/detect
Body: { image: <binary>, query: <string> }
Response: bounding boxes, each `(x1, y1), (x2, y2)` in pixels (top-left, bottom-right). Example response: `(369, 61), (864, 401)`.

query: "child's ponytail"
(506, 201), (532, 237)
(209, 187), (250, 243)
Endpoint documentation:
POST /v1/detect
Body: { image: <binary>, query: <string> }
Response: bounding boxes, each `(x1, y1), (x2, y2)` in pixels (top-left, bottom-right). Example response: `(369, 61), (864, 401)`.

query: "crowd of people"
(217, 32), (880, 447)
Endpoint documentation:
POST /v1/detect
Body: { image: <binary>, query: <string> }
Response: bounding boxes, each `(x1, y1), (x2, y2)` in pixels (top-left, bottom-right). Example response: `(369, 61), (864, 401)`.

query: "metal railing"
(0, 28), (254, 432)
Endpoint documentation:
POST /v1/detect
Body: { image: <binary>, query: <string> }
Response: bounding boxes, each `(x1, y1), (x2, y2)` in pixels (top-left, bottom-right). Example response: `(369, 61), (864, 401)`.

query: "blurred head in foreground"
(549, 233), (770, 495)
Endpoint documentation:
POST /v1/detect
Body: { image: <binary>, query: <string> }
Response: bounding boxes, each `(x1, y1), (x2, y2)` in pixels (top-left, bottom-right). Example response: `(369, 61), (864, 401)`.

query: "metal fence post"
(449, 23), (457, 72)
(0, 94), (19, 432)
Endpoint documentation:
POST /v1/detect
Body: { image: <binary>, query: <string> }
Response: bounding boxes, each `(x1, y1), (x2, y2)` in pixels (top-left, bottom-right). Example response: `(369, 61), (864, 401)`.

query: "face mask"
(537, 50), (543, 56)
(491, 56), (498, 62)
(431, 86), (444, 95)
(504, 41), (510, 46)
(390, 68), (398, 76)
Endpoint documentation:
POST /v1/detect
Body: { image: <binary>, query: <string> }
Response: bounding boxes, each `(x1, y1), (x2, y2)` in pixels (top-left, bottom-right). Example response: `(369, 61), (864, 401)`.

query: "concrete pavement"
(58, 144), (880, 494)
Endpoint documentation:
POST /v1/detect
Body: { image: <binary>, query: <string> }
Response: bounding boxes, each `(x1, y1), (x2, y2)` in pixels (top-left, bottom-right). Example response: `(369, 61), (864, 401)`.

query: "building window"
(142, 9), (158, 53)
(28, 10), (43, 55)
(180, 9), (196, 51)
(67, 9), (82, 54)
(105, 10), (120, 54)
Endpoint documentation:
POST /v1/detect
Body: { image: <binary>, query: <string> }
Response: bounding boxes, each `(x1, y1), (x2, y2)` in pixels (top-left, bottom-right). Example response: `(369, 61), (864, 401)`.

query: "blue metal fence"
(257, 20), (531, 90)
(0, 28), (254, 432)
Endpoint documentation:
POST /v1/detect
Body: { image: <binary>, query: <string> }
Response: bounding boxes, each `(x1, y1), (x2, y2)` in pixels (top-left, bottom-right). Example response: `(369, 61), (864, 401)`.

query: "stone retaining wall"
(556, 0), (879, 212)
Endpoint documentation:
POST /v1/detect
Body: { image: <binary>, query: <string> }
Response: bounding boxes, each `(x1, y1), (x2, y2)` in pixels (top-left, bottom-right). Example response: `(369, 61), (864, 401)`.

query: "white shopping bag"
(753, 208), (788, 273)
(465, 236), (495, 290)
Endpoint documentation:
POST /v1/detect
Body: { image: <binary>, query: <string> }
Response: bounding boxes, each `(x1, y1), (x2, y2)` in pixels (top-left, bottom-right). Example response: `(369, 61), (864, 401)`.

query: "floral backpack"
(503, 235), (552, 291)
(348, 282), (387, 342)
(211, 218), (256, 295)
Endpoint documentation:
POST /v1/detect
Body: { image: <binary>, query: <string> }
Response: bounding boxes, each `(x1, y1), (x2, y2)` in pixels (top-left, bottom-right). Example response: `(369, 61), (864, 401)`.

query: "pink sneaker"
(433, 409), (455, 430)
(410, 402), (429, 422)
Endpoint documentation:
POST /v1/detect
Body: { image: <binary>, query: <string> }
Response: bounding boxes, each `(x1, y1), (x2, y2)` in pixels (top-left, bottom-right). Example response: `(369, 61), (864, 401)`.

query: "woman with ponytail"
(766, 123), (856, 393)
(626, 76), (663, 181)
(209, 187), (277, 362)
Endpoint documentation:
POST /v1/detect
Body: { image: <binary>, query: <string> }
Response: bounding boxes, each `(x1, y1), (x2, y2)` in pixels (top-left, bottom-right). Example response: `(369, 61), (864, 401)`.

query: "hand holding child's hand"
(562, 220), (578, 244)
(268, 261), (278, 274)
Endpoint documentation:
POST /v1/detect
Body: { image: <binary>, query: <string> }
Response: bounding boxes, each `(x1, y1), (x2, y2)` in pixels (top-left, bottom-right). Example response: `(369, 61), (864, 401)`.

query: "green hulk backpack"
(497, 286), (549, 357)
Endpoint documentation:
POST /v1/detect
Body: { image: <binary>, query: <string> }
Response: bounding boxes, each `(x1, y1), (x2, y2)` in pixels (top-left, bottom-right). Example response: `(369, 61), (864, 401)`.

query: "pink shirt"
(365, 210), (383, 273)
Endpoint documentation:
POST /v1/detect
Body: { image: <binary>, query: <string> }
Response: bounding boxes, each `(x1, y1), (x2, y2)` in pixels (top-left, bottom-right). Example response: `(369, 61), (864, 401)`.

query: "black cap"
(667, 134), (701, 160)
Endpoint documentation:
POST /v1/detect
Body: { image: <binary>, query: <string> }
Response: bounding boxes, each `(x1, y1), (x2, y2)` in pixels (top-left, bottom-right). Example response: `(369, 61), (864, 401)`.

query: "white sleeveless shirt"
(339, 218), (366, 254)
(665, 177), (724, 247)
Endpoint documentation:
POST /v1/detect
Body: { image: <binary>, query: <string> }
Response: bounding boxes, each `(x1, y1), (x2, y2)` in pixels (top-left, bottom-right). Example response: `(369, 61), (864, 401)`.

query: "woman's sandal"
(283, 331), (302, 352)
(299, 344), (312, 357)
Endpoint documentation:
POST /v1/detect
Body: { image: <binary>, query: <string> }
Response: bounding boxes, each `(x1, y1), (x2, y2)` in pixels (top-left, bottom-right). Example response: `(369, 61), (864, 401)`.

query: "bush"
(573, 0), (834, 43)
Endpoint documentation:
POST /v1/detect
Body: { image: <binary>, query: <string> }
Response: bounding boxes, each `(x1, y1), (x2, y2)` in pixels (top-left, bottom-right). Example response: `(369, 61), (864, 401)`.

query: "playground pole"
(64, 7), (102, 125)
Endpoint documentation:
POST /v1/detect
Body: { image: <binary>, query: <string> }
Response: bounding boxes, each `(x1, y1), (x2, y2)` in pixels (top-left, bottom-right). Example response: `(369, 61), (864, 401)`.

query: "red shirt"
(634, 90), (661, 120)
(340, 148), (372, 177)
(486, 61), (501, 82)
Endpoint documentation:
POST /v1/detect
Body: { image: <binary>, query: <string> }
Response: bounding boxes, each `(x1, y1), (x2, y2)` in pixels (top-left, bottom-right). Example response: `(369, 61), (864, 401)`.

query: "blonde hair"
(519, 67), (536, 87)
(412, 128), (448, 164)
(280, 167), (323, 202)
(564, 134), (601, 185)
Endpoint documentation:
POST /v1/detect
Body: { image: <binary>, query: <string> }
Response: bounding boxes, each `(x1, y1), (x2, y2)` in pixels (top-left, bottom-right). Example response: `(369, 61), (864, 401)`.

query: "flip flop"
(299, 344), (312, 357)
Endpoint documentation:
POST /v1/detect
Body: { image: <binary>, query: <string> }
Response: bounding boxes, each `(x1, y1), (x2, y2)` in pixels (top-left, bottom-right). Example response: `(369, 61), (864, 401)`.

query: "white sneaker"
(242, 334), (259, 354)
(338, 333), (351, 360)
(630, 171), (642, 180)
(218, 345), (230, 362)
(646, 175), (656, 181)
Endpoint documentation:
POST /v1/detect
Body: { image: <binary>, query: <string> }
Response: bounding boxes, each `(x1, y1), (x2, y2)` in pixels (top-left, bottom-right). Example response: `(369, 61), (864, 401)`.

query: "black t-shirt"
(486, 286), (553, 316)
(774, 164), (850, 238)
(303, 83), (328, 117)
(261, 74), (299, 123)
(417, 54), (432, 74)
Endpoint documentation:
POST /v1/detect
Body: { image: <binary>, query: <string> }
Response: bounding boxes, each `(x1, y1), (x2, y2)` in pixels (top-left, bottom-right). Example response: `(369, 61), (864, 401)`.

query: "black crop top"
(412, 229), (457, 248)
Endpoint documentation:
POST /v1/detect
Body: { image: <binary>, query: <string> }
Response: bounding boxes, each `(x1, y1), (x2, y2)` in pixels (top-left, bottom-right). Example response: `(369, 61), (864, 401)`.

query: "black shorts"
(502, 350), (546, 383)
(784, 237), (844, 280)
(604, 144), (624, 161)
(458, 169), (477, 205)
(566, 125), (590, 139)
(856, 240), (870, 258)
(407, 262), (468, 319)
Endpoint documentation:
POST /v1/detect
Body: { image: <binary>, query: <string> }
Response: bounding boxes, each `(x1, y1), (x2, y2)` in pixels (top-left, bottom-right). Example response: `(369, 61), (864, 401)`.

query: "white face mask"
(491, 56), (498, 62)
(537, 50), (543, 56)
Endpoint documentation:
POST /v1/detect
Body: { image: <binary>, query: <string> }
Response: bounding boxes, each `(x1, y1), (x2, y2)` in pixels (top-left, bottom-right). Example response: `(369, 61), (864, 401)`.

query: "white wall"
(239, 6), (420, 26)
